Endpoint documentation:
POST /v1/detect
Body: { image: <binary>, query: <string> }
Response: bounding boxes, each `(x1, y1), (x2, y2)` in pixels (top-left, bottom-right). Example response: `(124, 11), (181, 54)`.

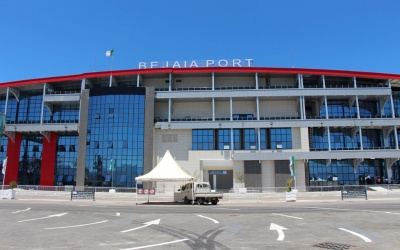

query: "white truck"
(174, 182), (223, 205)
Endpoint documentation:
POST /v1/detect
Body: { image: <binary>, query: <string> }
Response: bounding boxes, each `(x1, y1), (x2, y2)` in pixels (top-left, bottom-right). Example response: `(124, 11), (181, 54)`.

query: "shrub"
(9, 181), (18, 190)
(286, 179), (293, 192)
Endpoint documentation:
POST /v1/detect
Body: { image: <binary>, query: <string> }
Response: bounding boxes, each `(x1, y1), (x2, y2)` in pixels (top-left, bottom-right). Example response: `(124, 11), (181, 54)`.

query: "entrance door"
(208, 170), (233, 191)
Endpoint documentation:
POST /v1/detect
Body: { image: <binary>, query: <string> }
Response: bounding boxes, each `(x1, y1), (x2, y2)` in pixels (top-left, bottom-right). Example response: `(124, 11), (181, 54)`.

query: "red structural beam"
(1, 67), (400, 88)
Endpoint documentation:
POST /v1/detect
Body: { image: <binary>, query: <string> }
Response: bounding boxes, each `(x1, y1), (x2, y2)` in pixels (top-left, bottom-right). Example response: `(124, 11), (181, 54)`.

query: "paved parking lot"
(1, 189), (399, 249)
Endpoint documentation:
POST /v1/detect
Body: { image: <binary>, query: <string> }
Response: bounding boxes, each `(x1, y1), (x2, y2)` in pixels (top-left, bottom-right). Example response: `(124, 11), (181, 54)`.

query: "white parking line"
(120, 239), (188, 250)
(306, 206), (400, 215)
(213, 208), (240, 211)
(338, 228), (372, 242)
(99, 242), (136, 246)
(45, 220), (108, 230)
(197, 215), (219, 224)
(121, 219), (160, 233)
(18, 213), (68, 222)
(12, 208), (31, 213)
(272, 213), (303, 220)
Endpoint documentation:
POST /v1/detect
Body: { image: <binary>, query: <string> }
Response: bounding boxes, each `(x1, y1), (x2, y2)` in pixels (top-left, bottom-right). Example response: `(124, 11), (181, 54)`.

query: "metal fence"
(3, 184), (400, 192)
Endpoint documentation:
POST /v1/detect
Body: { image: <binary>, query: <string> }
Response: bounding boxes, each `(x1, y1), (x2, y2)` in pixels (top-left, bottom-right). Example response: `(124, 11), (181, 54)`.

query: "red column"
(40, 132), (57, 186)
(5, 133), (22, 185)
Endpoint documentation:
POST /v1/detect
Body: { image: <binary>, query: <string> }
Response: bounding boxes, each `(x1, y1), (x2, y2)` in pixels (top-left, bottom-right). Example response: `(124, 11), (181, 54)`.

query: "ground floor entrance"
(208, 170), (233, 192)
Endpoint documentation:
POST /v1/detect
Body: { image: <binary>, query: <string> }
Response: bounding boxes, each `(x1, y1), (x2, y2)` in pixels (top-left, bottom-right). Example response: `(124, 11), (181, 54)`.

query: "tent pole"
(147, 182), (150, 203)
(135, 182), (138, 205)
(192, 180), (195, 206)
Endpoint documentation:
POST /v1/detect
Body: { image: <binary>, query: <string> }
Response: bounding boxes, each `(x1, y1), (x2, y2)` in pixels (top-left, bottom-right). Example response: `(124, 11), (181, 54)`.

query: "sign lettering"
(139, 59), (253, 69)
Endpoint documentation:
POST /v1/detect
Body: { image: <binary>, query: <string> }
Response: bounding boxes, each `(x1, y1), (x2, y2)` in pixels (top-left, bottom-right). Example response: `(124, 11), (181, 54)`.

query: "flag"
(2, 157), (7, 175)
(289, 156), (295, 177)
(109, 158), (115, 171)
(106, 49), (114, 57)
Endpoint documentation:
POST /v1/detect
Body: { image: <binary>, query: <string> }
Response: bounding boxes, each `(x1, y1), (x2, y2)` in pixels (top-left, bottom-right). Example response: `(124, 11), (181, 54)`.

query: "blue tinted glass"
(85, 90), (145, 187)
(192, 129), (215, 150)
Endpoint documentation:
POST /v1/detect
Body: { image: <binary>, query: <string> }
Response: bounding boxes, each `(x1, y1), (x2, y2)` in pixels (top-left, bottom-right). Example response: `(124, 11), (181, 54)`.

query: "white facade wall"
(270, 77), (296, 87)
(295, 161), (305, 188)
(300, 127), (310, 151)
(232, 100), (257, 115)
(215, 76), (254, 87)
(153, 129), (192, 191)
(291, 127), (302, 150)
(215, 100), (231, 118)
(154, 102), (169, 119)
(233, 160), (244, 188)
(259, 100), (298, 117)
(143, 77), (168, 88)
(262, 161), (275, 188)
(174, 77), (212, 88)
(172, 101), (212, 119)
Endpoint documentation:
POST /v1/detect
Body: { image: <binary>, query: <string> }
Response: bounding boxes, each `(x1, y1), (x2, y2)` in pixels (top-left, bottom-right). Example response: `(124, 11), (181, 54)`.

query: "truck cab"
(175, 182), (223, 205)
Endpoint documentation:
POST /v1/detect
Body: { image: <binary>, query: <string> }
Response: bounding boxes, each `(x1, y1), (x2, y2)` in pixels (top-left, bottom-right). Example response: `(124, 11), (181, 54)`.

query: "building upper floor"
(1, 66), (400, 130)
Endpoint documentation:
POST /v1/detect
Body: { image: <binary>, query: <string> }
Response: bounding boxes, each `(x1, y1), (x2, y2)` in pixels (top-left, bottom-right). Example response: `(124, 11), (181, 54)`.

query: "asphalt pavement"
(1, 188), (400, 249)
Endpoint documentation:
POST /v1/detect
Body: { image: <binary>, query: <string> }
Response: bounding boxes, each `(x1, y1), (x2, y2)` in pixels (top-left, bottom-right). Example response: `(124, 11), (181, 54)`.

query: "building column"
(5, 133), (22, 185)
(40, 132), (57, 186)
(76, 90), (89, 187)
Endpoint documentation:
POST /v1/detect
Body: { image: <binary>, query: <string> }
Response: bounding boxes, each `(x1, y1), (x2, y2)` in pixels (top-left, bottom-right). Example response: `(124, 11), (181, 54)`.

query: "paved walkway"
(4, 188), (400, 205)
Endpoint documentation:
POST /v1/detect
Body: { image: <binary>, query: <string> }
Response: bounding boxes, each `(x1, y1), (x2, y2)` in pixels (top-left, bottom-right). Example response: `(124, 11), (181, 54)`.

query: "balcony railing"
(154, 116), (301, 123)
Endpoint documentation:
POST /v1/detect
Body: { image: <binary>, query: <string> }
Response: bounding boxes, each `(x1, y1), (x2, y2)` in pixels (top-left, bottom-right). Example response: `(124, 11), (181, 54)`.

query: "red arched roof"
(1, 66), (400, 88)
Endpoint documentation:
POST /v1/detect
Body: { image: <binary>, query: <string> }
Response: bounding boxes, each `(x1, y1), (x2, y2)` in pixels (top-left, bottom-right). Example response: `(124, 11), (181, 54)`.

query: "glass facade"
(321, 100), (357, 118)
(193, 128), (292, 150)
(217, 129), (231, 150)
(192, 129), (214, 150)
(270, 128), (292, 149)
(392, 90), (400, 117)
(18, 135), (43, 185)
(0, 135), (7, 183)
(5, 91), (43, 124)
(362, 129), (383, 149)
(43, 103), (80, 123)
(0, 72), (399, 189)
(55, 135), (78, 185)
(359, 101), (379, 117)
(85, 87), (145, 187)
(309, 159), (386, 186)
(330, 128), (360, 150)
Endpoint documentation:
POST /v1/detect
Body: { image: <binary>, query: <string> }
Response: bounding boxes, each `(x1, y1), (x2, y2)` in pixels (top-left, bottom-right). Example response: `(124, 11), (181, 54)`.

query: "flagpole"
(110, 158), (114, 188)
(294, 157), (297, 190)
(1, 168), (5, 193)
(109, 56), (113, 87)
(111, 165), (114, 188)
(108, 49), (114, 87)
(1, 157), (7, 197)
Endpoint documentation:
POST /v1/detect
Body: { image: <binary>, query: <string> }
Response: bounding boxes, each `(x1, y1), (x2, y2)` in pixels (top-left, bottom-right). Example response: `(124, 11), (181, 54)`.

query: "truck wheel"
(198, 198), (204, 205)
(184, 197), (190, 204)
(211, 200), (218, 205)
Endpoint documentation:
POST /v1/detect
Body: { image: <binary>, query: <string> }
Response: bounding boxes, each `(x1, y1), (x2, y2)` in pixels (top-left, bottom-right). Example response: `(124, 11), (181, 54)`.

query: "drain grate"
(313, 242), (355, 250)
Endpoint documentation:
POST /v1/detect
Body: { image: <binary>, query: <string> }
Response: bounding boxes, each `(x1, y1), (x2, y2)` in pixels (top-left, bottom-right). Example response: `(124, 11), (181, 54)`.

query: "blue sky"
(1, 1), (399, 83)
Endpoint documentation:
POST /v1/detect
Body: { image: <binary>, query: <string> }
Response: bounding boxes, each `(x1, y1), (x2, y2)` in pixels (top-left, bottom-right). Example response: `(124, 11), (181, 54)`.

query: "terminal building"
(1, 63), (400, 191)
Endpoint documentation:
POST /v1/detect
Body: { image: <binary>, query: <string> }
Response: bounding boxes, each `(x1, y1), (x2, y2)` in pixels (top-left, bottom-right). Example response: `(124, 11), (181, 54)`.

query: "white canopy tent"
(135, 150), (195, 204)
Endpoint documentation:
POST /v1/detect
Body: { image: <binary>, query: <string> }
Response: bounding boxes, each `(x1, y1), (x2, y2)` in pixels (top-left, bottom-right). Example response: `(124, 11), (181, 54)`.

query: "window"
(244, 129), (257, 150)
(86, 87), (145, 187)
(217, 129), (231, 150)
(233, 114), (253, 120)
(162, 134), (178, 143)
(192, 129), (214, 150)
(270, 128), (292, 149)
(311, 128), (329, 150)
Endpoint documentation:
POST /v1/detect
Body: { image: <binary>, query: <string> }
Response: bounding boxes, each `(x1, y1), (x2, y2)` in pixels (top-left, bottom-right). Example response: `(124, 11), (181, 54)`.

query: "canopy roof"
(135, 150), (195, 182)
